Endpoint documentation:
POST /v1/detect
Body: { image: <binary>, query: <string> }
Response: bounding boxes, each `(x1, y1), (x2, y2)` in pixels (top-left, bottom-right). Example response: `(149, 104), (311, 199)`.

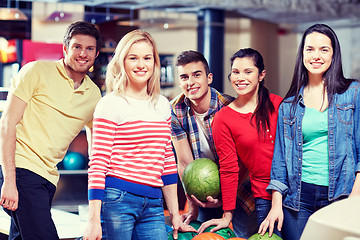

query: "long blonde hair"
(105, 29), (161, 104)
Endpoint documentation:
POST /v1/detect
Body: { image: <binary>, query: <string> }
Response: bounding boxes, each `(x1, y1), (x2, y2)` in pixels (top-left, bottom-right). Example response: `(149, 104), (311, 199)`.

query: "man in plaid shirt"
(170, 50), (257, 238)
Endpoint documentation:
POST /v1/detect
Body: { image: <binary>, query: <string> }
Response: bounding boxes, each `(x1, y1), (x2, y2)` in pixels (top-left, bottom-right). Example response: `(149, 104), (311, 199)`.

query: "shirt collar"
(183, 87), (217, 116)
(298, 86), (305, 107)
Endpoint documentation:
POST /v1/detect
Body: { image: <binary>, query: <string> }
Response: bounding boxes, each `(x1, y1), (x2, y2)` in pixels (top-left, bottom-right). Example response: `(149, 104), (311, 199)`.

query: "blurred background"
(0, 0), (359, 212)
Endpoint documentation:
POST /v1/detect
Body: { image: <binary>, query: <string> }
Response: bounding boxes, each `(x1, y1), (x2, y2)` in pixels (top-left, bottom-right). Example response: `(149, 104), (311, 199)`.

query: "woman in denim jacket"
(258, 24), (360, 240)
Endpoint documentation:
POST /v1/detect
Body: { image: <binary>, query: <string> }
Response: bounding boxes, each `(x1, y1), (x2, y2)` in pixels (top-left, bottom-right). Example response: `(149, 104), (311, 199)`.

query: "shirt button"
(330, 115), (332, 118)
(271, 141), (274, 143)
(299, 158), (301, 161)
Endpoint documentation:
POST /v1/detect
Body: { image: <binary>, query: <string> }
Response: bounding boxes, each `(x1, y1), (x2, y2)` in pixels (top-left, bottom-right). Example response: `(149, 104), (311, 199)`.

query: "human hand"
(82, 220), (102, 240)
(197, 217), (230, 234)
(181, 196), (199, 224)
(171, 213), (196, 239)
(258, 207), (283, 237)
(190, 195), (222, 208)
(0, 181), (18, 211)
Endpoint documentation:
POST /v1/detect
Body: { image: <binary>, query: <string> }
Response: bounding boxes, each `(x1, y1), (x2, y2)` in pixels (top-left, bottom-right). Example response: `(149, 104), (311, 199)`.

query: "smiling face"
(177, 61), (212, 103)
(230, 57), (265, 97)
(124, 41), (154, 90)
(303, 32), (333, 78)
(63, 34), (98, 80)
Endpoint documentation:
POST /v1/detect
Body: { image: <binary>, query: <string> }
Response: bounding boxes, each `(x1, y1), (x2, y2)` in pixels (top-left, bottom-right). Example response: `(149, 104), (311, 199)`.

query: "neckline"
(305, 106), (328, 113)
(227, 105), (253, 117)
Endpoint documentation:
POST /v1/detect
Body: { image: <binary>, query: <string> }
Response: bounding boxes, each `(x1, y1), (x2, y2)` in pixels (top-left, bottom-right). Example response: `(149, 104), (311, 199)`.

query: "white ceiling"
(20, 0), (360, 24)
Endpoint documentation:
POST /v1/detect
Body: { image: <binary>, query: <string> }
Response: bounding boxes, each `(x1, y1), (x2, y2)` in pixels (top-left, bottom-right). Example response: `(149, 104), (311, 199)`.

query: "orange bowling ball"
(192, 232), (225, 240)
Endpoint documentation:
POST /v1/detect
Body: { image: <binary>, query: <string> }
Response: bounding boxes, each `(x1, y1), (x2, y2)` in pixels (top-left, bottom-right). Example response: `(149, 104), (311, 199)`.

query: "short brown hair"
(63, 21), (102, 53)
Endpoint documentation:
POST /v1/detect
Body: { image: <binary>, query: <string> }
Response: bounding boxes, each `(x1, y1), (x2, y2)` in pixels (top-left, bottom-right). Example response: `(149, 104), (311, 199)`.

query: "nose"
(237, 72), (245, 80)
(79, 48), (87, 57)
(187, 75), (196, 85)
(137, 59), (145, 69)
(312, 50), (321, 60)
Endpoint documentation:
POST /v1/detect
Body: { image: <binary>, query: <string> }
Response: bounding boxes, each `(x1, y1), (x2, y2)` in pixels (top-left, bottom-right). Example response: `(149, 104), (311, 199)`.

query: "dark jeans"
(0, 166), (59, 240)
(198, 206), (223, 222)
(255, 198), (282, 238)
(282, 181), (338, 240)
(232, 198), (258, 239)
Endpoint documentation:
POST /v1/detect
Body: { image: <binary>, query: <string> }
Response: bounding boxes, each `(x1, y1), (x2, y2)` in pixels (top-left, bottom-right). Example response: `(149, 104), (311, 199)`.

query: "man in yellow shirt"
(0, 21), (102, 240)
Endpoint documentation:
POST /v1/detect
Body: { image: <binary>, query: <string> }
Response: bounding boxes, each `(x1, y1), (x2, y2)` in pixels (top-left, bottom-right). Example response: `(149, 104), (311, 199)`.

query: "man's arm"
(172, 138), (200, 223)
(172, 138), (194, 179)
(0, 93), (27, 211)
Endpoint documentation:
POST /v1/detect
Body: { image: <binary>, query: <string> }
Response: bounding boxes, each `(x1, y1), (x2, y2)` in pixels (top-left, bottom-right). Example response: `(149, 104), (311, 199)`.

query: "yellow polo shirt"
(10, 59), (101, 186)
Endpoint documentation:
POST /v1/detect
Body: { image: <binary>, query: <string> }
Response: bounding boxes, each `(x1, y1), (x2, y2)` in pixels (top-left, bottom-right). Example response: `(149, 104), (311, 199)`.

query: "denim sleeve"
(267, 103), (289, 196)
(355, 85), (360, 174)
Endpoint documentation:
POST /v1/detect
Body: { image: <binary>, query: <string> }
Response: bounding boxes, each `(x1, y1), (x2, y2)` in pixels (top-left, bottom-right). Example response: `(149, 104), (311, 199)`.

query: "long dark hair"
(285, 23), (355, 108)
(229, 48), (275, 137)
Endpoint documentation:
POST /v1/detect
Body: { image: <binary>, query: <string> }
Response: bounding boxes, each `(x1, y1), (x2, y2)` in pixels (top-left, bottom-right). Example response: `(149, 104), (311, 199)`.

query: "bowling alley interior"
(0, 0), (360, 239)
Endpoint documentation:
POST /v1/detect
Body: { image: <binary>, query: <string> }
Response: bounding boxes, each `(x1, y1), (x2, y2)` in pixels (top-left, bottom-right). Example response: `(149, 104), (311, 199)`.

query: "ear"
(207, 73), (213, 85)
(259, 70), (266, 82)
(63, 44), (68, 55)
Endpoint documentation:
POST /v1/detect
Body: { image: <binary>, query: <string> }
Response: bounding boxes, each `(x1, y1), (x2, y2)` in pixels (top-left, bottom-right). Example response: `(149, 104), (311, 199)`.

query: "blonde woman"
(83, 30), (194, 240)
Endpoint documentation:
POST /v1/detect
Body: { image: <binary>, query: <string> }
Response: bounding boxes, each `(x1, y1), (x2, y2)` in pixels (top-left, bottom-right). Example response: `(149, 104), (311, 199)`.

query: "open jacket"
(267, 81), (360, 211)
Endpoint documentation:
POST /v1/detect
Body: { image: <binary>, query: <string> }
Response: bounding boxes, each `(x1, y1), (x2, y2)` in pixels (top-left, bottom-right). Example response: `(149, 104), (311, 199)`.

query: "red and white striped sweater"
(88, 93), (177, 200)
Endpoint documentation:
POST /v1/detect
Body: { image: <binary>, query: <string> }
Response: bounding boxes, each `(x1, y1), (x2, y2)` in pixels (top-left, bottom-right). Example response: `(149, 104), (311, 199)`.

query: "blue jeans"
(101, 188), (167, 240)
(232, 198), (258, 239)
(282, 181), (341, 240)
(255, 198), (282, 238)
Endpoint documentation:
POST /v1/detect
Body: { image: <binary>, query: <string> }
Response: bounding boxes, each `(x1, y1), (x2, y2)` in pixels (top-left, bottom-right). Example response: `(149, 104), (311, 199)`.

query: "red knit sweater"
(212, 94), (282, 210)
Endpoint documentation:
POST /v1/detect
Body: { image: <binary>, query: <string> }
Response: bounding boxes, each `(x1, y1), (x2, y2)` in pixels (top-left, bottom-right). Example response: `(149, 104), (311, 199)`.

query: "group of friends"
(0, 20), (359, 240)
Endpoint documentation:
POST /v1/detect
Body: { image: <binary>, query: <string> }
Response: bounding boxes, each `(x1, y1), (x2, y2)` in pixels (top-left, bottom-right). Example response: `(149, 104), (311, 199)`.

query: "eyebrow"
(305, 45), (331, 49)
(232, 67), (254, 71)
(179, 73), (189, 78)
(127, 53), (153, 57)
(192, 70), (203, 75)
(72, 42), (96, 48)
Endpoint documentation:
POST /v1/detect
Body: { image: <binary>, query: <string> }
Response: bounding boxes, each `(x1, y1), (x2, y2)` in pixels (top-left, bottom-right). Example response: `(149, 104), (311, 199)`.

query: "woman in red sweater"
(202, 48), (282, 237)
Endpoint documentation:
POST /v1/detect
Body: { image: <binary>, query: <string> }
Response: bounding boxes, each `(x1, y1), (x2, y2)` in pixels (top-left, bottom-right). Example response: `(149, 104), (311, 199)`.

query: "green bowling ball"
(248, 232), (282, 240)
(167, 220), (201, 240)
(187, 220), (236, 239)
(167, 230), (198, 240)
(182, 158), (220, 202)
(189, 220), (202, 230)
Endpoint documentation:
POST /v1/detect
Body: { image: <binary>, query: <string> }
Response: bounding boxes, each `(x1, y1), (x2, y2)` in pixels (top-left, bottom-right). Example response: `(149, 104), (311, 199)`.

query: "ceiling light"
(0, 7), (28, 21)
(45, 11), (73, 22)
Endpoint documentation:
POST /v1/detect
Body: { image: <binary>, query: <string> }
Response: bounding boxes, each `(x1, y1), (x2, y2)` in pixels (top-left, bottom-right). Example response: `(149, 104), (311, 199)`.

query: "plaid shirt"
(170, 87), (255, 214)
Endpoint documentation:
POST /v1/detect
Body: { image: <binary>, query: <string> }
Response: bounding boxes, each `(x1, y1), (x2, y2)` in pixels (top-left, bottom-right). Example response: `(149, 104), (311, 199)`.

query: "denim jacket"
(267, 81), (360, 211)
